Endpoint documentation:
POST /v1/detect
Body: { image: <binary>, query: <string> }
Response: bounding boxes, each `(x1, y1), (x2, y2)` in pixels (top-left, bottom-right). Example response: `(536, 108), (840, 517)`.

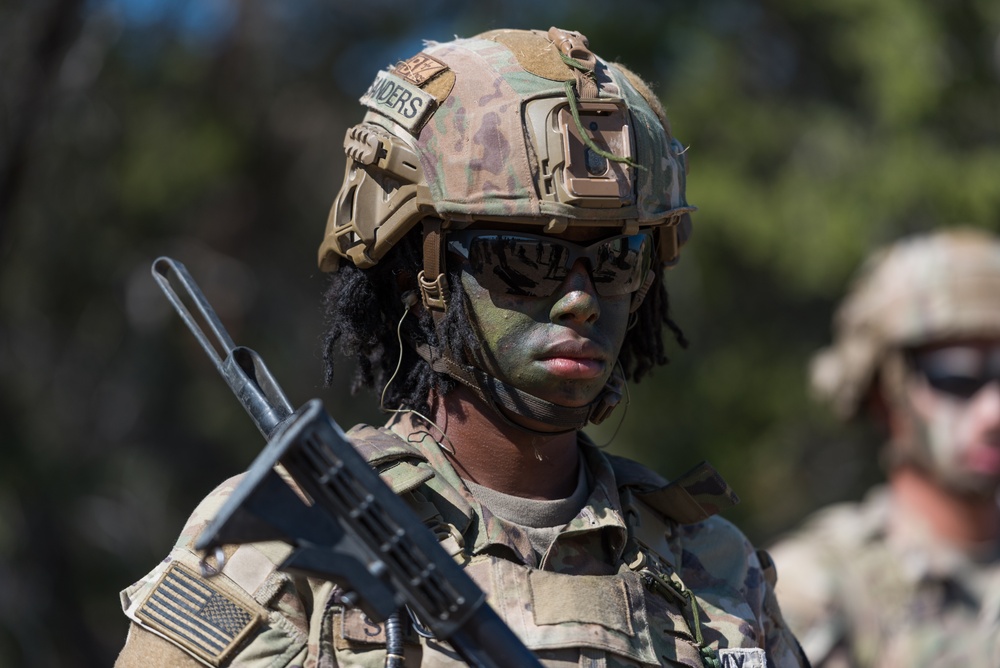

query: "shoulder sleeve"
(346, 424), (434, 494)
(767, 504), (862, 667)
(116, 622), (206, 667)
(117, 476), (321, 667)
(754, 548), (814, 668)
(675, 516), (810, 668)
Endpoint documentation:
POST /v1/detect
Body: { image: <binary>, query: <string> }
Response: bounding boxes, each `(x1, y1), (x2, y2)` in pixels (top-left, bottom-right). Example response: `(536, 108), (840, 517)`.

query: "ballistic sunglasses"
(909, 345), (1000, 399)
(446, 229), (653, 298)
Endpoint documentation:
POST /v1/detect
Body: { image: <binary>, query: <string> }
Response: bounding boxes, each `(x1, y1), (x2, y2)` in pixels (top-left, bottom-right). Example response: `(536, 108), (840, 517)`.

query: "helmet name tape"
(360, 71), (436, 134)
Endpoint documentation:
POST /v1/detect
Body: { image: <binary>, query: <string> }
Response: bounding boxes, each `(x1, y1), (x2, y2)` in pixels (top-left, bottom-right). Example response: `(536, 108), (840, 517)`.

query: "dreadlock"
(321, 226), (686, 416)
(619, 264), (688, 383)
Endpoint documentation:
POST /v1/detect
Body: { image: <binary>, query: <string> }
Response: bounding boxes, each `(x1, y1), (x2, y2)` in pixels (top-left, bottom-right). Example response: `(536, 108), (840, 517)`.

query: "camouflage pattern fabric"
(117, 426), (807, 667)
(319, 28), (695, 273)
(409, 31), (691, 222)
(769, 486), (1000, 668)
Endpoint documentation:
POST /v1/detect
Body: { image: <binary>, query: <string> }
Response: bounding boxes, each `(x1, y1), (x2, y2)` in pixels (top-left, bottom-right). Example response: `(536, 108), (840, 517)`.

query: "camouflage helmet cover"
(811, 227), (1000, 419)
(318, 27), (694, 273)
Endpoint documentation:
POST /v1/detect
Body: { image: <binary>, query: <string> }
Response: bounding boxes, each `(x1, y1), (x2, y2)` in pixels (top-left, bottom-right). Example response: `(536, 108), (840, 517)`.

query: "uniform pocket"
(471, 557), (660, 666)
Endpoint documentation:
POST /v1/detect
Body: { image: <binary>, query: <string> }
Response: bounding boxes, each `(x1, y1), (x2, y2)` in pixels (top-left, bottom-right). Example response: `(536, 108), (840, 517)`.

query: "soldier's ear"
(864, 381), (889, 426)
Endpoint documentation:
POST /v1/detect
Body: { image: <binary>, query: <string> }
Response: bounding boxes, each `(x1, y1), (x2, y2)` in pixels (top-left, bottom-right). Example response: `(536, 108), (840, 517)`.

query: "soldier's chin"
(937, 469), (1000, 498)
(901, 453), (1000, 497)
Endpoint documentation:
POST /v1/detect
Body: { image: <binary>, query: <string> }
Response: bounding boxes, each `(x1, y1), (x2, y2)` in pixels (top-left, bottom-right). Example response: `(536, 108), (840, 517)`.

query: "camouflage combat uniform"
(118, 426), (807, 667)
(769, 486), (1000, 668)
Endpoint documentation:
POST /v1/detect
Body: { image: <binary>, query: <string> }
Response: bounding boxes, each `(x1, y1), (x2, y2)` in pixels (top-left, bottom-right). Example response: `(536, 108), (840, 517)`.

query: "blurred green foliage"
(2, 0), (999, 665)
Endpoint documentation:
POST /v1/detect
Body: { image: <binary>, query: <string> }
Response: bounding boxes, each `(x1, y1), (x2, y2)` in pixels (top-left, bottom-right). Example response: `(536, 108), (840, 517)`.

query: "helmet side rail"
(149, 256), (543, 668)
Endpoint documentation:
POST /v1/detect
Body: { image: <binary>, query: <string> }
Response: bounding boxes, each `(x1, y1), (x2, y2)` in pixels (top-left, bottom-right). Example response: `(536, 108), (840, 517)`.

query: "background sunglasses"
(446, 230), (653, 298)
(909, 346), (1000, 399)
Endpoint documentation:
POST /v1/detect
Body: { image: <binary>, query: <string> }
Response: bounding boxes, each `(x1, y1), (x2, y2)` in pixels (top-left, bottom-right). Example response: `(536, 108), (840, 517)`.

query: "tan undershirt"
(463, 461), (590, 557)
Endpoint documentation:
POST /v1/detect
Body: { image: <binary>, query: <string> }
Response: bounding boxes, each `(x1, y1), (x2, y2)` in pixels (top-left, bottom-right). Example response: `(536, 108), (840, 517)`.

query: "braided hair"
(321, 227), (686, 417)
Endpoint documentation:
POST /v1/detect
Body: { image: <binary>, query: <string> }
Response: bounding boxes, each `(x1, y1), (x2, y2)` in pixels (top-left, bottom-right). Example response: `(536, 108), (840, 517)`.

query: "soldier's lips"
(535, 339), (609, 379)
(537, 356), (606, 379)
(964, 443), (1000, 474)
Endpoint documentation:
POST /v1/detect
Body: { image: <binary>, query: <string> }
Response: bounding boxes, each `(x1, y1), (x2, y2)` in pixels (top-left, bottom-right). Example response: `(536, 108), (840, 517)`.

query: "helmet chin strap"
(413, 343), (624, 435)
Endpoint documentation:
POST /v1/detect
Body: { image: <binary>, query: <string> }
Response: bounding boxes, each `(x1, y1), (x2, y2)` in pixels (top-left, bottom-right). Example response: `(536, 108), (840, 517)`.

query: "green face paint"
(459, 254), (631, 410)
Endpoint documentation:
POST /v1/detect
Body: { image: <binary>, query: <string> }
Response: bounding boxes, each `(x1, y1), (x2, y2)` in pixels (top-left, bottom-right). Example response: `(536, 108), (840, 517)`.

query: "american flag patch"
(136, 562), (260, 665)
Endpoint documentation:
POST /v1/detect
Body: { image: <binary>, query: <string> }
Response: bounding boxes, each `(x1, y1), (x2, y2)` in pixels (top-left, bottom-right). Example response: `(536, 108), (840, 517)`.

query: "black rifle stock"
(151, 257), (542, 668)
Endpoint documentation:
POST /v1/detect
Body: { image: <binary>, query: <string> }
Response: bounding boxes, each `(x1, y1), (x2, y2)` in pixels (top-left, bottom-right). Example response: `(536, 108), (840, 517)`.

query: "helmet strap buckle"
(419, 218), (449, 313)
(418, 270), (448, 311)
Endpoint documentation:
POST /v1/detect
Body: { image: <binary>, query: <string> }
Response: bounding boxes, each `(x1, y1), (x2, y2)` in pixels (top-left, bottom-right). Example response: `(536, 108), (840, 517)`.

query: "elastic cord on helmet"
(561, 79), (641, 170)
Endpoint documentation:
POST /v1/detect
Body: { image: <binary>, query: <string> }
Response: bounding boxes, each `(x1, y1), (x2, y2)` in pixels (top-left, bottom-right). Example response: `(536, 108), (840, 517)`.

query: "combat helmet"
(811, 227), (1000, 419)
(318, 28), (694, 431)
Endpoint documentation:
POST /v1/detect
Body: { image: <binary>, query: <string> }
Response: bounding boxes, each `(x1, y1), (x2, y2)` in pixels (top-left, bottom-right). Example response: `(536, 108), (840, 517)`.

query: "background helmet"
(811, 227), (1000, 419)
(317, 27), (694, 291)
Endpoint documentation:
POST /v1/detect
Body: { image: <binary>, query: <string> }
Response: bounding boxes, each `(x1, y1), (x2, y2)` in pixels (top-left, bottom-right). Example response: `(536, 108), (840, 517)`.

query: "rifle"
(151, 256), (543, 668)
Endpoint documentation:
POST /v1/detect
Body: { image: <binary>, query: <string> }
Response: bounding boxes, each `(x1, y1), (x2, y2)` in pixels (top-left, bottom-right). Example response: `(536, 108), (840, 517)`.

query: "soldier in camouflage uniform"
(769, 228), (1000, 668)
(116, 28), (807, 667)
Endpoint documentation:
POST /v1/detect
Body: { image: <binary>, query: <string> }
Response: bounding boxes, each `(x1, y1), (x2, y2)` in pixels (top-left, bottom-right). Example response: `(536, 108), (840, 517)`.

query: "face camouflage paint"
(458, 252), (631, 411)
(897, 343), (1000, 494)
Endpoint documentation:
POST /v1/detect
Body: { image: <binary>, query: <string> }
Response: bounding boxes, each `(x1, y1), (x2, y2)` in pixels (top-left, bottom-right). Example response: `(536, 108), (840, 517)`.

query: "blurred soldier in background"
(769, 228), (1000, 667)
(115, 27), (807, 667)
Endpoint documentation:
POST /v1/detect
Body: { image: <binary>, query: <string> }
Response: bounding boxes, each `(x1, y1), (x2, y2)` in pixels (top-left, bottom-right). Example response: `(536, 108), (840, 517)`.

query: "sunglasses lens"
(463, 236), (567, 297)
(911, 346), (1000, 399)
(456, 232), (650, 298)
(923, 374), (988, 399)
(589, 236), (651, 296)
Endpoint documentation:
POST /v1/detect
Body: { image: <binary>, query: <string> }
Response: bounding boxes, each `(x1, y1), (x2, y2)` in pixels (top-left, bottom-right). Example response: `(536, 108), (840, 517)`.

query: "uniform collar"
(861, 486), (1000, 586)
(395, 426), (629, 571)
